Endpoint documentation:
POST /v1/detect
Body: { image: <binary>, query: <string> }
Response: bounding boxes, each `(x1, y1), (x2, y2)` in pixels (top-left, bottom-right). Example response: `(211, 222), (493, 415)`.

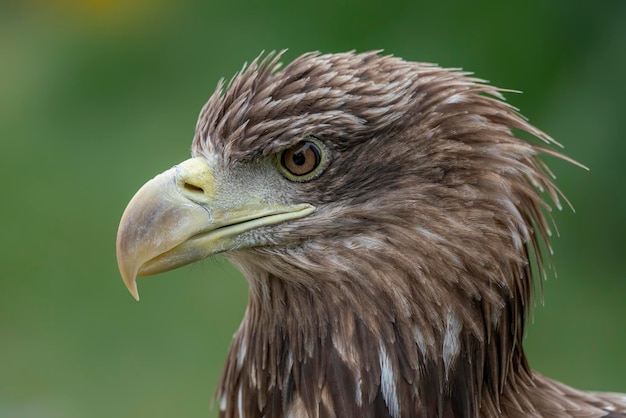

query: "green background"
(1, 0), (624, 416)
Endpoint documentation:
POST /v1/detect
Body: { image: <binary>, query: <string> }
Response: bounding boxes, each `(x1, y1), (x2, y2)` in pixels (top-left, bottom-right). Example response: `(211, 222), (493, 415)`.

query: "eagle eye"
(278, 137), (326, 181)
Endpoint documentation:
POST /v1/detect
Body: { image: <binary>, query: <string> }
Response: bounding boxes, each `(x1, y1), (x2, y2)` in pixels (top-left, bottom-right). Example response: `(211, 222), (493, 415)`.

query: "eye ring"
(277, 136), (327, 181)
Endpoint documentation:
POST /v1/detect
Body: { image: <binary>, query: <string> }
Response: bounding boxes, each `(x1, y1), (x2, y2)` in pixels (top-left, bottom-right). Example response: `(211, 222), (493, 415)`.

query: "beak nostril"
(183, 182), (204, 194)
(176, 158), (214, 199)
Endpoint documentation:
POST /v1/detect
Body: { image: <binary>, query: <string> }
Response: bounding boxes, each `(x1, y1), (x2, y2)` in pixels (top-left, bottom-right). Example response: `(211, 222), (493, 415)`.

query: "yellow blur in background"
(1, 1), (625, 417)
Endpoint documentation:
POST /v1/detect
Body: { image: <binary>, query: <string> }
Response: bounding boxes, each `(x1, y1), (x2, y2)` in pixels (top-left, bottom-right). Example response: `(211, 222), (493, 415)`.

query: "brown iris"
(280, 140), (323, 179)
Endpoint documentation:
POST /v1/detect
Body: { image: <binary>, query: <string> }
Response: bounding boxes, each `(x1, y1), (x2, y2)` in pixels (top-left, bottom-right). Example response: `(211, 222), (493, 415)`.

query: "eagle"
(116, 51), (626, 418)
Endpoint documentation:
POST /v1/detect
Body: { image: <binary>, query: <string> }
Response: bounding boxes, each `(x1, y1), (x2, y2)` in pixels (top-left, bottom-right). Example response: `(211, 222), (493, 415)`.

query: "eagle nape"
(116, 51), (625, 418)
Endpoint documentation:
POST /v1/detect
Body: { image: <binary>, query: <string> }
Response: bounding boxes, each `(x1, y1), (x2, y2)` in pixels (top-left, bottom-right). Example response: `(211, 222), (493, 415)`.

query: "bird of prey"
(116, 51), (625, 418)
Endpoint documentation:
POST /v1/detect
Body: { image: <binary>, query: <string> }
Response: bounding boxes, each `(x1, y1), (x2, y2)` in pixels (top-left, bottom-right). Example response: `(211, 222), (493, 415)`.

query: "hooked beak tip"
(127, 280), (140, 301)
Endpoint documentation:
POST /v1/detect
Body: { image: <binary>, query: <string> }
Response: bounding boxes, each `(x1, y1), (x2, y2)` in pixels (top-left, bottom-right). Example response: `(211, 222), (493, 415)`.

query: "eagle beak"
(116, 157), (314, 300)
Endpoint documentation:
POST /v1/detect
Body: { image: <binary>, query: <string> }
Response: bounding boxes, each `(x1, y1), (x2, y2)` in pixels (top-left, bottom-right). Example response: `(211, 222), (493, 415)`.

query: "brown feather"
(189, 51), (625, 417)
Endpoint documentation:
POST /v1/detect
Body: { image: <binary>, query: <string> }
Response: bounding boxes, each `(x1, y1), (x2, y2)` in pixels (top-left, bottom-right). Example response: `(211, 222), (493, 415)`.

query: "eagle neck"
(216, 259), (534, 418)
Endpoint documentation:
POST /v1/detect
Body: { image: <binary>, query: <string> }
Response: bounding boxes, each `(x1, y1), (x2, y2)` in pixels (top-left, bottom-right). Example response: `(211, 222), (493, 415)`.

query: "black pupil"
(292, 150), (306, 166)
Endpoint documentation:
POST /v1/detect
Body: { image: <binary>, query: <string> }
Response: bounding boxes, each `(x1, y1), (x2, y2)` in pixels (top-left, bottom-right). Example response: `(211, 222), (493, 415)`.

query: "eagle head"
(116, 52), (624, 418)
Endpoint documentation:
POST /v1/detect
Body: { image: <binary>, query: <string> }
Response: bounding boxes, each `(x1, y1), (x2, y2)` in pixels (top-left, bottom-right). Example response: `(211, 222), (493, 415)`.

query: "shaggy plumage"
(116, 51), (625, 418)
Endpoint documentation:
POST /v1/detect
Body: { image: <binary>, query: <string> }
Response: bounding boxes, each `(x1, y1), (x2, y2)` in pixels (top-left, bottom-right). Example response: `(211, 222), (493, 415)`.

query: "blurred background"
(1, 0), (624, 416)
